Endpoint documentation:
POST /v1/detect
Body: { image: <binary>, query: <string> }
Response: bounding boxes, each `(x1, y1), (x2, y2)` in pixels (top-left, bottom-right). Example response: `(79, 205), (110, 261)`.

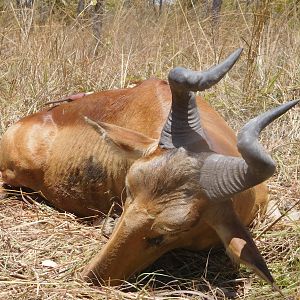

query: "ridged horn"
(159, 48), (243, 151)
(199, 100), (299, 200)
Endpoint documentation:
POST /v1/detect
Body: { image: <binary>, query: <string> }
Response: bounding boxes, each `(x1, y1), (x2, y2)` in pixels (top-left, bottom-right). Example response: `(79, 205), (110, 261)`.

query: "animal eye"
(146, 235), (164, 247)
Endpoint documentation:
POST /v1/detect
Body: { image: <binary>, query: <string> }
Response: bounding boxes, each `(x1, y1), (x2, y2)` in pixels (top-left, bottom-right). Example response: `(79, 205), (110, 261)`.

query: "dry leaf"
(41, 259), (58, 268)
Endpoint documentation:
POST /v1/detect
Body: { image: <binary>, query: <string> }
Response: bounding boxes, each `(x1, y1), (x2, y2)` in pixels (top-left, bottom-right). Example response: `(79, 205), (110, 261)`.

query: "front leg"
(93, 215), (120, 238)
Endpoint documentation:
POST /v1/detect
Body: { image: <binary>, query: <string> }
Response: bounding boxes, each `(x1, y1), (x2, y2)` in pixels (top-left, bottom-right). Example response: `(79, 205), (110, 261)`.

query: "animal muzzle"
(81, 207), (171, 285)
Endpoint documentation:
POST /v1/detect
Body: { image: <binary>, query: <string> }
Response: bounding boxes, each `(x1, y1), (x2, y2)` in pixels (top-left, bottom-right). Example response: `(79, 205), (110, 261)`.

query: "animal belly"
(41, 125), (130, 217)
(42, 152), (127, 217)
(42, 177), (122, 217)
(42, 157), (124, 217)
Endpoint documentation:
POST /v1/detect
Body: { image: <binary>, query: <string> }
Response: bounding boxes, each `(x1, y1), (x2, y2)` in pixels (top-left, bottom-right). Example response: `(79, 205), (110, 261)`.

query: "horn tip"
(236, 47), (243, 55)
(275, 99), (300, 116)
(230, 48), (243, 62)
(288, 99), (300, 107)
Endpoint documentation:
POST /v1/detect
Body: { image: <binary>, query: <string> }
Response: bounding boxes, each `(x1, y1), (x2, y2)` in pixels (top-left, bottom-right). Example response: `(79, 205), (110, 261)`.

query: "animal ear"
(84, 116), (157, 158)
(204, 201), (281, 293)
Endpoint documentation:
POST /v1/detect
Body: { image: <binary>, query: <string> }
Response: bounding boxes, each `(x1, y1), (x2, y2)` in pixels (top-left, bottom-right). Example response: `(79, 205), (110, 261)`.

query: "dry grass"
(0, 1), (299, 299)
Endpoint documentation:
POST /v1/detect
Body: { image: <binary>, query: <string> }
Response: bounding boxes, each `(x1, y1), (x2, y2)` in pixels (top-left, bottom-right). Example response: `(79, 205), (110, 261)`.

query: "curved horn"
(159, 48), (243, 151)
(199, 100), (299, 200)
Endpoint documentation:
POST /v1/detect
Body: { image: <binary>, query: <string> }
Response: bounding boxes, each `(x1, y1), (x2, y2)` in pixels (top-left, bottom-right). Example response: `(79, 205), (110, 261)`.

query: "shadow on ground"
(126, 245), (243, 298)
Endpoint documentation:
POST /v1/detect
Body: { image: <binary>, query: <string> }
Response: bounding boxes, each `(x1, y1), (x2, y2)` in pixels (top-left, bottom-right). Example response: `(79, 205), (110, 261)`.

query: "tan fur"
(0, 79), (247, 216)
(0, 78), (271, 285)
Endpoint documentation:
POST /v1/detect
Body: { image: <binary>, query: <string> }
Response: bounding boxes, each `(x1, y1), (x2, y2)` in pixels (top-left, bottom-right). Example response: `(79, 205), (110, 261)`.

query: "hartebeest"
(0, 49), (298, 291)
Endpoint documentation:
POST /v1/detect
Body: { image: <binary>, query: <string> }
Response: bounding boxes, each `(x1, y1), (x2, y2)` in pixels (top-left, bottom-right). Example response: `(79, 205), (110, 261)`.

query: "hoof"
(93, 216), (119, 237)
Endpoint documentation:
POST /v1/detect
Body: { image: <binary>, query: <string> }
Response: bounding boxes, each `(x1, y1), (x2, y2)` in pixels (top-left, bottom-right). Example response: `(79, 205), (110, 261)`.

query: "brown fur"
(0, 78), (270, 285)
(0, 78), (250, 216)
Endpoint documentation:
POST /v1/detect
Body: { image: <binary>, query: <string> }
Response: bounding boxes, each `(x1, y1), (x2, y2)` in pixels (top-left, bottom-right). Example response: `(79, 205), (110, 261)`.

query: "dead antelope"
(0, 48), (298, 291)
